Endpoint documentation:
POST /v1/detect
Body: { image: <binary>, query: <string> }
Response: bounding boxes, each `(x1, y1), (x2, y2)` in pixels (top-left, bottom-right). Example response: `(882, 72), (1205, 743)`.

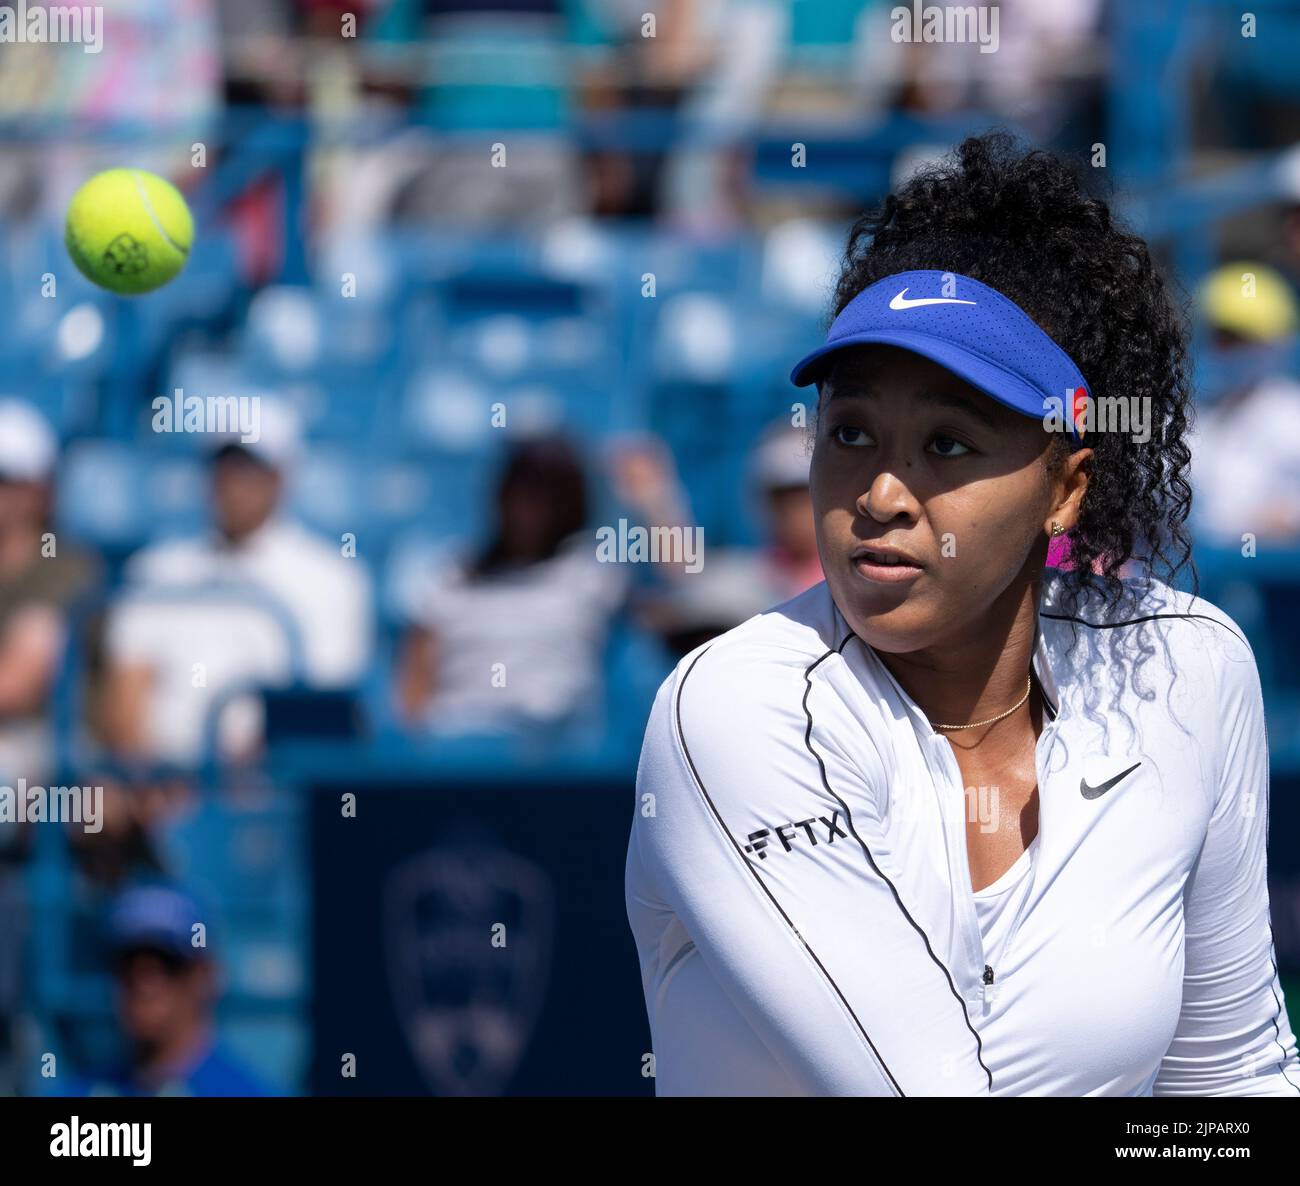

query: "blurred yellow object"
(1199, 261), (1298, 342)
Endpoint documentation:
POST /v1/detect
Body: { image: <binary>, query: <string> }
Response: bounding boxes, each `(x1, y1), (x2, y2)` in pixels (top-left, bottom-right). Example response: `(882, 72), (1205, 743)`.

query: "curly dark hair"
(826, 131), (1197, 622)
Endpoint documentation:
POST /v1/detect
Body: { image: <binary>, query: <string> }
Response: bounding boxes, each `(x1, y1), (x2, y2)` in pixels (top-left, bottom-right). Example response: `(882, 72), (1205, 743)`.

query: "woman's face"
(811, 344), (1088, 654)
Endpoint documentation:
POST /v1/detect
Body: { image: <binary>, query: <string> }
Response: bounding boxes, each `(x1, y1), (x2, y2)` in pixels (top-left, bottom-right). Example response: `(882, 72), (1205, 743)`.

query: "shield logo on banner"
(383, 839), (555, 1096)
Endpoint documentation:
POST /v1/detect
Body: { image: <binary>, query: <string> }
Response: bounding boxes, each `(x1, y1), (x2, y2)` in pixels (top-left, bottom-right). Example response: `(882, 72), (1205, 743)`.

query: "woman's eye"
(928, 435), (971, 457)
(832, 425), (871, 447)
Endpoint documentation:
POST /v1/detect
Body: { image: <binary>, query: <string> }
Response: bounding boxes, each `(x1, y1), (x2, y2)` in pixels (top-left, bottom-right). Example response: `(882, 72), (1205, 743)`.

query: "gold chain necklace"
(928, 675), (1033, 731)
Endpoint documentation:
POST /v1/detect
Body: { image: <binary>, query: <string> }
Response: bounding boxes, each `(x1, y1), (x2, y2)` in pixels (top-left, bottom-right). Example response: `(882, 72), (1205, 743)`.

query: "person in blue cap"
(626, 132), (1299, 1096)
(63, 882), (278, 1096)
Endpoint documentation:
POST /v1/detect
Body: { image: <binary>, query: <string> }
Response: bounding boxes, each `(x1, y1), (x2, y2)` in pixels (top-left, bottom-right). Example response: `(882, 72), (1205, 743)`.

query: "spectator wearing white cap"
(635, 420), (824, 658)
(99, 398), (372, 764)
(0, 400), (101, 785)
(609, 420), (822, 604)
(749, 419), (824, 598)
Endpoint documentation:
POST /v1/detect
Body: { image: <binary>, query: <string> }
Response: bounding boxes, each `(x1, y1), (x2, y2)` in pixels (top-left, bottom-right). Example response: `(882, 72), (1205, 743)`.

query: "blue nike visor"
(790, 269), (1089, 443)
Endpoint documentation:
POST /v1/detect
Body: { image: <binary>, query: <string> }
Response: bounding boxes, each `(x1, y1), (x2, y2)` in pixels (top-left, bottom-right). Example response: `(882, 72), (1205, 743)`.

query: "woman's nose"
(858, 470), (920, 523)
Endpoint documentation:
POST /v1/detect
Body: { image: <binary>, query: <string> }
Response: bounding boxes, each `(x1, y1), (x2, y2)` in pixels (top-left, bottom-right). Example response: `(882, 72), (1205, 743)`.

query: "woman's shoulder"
(651, 580), (849, 724)
(1041, 567), (1257, 687)
(638, 580), (884, 808)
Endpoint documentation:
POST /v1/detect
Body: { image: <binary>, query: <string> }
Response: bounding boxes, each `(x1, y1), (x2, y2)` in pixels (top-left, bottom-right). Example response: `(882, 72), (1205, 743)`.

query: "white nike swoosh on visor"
(889, 289), (978, 310)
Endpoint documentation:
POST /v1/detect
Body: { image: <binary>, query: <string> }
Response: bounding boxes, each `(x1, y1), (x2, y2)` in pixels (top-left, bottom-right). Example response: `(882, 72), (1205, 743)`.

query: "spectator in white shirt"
(100, 399), (372, 765)
(393, 433), (626, 738)
(1189, 262), (1300, 545)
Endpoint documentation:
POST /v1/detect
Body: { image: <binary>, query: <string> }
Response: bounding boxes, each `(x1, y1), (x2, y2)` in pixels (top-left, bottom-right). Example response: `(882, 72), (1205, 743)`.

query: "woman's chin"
(831, 585), (937, 653)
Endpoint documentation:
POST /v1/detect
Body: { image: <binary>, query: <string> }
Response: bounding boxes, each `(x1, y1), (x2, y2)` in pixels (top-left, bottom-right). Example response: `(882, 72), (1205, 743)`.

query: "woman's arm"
(1153, 633), (1300, 1096)
(97, 660), (155, 757)
(628, 645), (992, 1096)
(393, 625), (438, 724)
(0, 604), (65, 716)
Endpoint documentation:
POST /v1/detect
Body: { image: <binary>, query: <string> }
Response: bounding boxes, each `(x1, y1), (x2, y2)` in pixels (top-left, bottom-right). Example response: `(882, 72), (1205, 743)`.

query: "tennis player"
(624, 133), (1300, 1096)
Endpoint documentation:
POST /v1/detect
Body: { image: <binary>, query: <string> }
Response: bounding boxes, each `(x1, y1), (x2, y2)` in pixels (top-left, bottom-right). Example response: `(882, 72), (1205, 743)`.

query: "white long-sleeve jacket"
(625, 570), (1300, 1096)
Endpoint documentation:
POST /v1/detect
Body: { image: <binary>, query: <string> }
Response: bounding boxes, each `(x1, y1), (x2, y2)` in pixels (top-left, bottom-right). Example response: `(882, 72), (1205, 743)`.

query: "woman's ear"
(1048, 446), (1092, 533)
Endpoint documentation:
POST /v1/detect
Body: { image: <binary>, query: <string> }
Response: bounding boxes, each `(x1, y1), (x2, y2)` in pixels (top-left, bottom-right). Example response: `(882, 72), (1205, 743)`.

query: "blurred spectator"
(579, 0), (718, 220)
(638, 549), (775, 659)
(747, 419), (821, 596)
(63, 771), (177, 891)
(362, 0), (585, 231)
(0, 401), (100, 786)
(62, 882), (275, 1096)
(638, 420), (822, 656)
(217, 0), (300, 106)
(0, 400), (101, 1097)
(658, 0), (785, 231)
(395, 433), (627, 735)
(99, 399), (372, 766)
(604, 432), (694, 552)
(891, 0), (1103, 135)
(1189, 262), (1300, 545)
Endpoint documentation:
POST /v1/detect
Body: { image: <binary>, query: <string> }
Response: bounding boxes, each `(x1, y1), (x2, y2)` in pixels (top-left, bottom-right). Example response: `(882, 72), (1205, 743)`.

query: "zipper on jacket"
(982, 964), (998, 1008)
(927, 735), (987, 1003)
(989, 695), (1066, 988)
(933, 687), (1063, 1011)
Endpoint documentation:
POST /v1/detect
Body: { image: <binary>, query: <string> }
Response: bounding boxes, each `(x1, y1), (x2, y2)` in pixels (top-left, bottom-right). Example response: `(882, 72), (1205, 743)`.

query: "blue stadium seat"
(58, 439), (149, 548)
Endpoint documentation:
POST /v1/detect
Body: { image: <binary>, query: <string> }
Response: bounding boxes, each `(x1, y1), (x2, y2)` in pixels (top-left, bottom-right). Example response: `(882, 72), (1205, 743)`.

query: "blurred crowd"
(0, 383), (828, 1092)
(0, 0), (1118, 255)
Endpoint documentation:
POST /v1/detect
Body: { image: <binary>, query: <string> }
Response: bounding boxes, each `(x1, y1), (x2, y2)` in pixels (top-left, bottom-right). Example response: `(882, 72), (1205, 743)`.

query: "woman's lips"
(852, 549), (924, 584)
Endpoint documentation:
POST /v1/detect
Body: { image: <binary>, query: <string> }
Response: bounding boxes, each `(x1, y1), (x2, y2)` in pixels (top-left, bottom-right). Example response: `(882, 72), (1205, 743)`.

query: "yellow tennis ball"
(65, 168), (194, 295)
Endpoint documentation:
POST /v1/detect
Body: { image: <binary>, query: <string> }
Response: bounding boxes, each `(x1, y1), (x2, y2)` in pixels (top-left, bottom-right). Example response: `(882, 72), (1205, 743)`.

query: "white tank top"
(971, 834), (1039, 974)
